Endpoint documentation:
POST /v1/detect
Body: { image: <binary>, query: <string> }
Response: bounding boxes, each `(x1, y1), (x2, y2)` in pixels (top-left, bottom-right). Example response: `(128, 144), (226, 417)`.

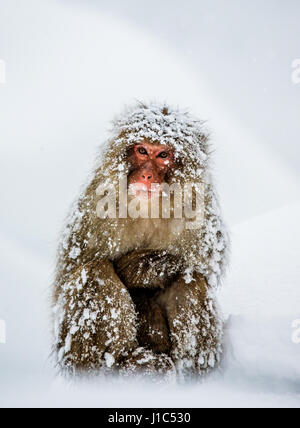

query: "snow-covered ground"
(219, 203), (300, 404)
(0, 0), (300, 408)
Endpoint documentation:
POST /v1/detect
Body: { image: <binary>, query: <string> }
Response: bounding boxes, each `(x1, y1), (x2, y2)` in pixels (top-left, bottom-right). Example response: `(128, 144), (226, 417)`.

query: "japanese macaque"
(52, 102), (229, 381)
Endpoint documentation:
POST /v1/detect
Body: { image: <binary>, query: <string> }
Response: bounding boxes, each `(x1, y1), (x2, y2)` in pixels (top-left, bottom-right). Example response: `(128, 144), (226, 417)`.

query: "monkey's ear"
(162, 106), (169, 116)
(126, 145), (135, 158)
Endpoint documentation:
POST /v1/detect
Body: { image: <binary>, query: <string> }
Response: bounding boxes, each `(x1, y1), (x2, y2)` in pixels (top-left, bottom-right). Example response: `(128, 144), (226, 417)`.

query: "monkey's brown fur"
(52, 102), (229, 380)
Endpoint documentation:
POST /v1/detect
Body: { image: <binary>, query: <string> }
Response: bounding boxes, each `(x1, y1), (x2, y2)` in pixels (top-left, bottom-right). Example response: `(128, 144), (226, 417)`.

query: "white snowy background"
(0, 0), (300, 407)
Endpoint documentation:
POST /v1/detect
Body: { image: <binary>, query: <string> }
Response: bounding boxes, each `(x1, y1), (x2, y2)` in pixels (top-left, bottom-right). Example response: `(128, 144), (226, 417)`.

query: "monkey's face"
(127, 141), (174, 197)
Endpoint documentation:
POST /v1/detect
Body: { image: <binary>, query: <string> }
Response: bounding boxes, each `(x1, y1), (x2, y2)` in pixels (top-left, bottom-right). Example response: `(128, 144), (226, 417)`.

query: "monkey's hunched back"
(52, 101), (229, 380)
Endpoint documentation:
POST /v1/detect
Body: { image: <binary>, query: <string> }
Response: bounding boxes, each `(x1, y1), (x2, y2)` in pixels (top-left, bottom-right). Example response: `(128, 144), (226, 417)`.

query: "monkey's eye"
(158, 151), (168, 159)
(138, 147), (148, 155)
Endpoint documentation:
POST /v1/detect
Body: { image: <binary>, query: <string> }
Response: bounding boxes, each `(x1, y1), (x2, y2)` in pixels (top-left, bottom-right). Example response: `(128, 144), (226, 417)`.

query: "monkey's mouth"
(128, 183), (161, 199)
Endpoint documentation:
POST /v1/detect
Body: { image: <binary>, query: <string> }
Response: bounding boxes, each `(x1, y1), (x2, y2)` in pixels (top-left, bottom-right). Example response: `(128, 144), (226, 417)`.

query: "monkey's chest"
(114, 250), (182, 289)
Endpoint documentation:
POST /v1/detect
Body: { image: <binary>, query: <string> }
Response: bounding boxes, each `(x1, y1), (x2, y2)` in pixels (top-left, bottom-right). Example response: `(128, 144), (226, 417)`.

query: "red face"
(128, 142), (174, 195)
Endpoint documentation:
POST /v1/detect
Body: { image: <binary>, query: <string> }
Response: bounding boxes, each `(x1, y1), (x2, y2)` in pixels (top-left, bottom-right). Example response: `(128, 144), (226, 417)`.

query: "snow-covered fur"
(52, 101), (229, 380)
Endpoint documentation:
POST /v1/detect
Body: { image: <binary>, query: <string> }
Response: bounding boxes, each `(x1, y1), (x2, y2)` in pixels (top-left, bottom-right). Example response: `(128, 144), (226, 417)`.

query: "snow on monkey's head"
(98, 101), (211, 190)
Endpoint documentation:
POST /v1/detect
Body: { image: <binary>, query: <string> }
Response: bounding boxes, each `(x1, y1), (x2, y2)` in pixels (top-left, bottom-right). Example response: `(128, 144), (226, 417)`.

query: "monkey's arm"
(53, 259), (138, 373)
(157, 272), (223, 378)
(115, 250), (182, 289)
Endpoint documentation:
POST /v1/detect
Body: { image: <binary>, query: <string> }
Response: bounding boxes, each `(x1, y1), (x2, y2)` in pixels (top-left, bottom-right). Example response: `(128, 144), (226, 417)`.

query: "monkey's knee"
(54, 260), (138, 373)
(157, 274), (223, 376)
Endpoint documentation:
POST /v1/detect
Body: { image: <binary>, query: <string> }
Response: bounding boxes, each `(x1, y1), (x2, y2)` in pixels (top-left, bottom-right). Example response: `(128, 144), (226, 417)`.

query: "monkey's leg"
(129, 289), (171, 354)
(53, 260), (138, 375)
(157, 273), (223, 379)
(117, 290), (175, 380)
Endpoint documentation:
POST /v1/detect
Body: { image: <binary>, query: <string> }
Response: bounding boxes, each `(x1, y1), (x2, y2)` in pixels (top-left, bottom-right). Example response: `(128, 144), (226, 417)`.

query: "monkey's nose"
(142, 174), (153, 181)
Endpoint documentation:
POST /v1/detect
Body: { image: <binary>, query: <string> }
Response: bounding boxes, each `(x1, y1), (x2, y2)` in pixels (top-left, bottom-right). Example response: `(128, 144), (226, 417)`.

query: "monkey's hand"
(119, 347), (176, 382)
(157, 273), (223, 378)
